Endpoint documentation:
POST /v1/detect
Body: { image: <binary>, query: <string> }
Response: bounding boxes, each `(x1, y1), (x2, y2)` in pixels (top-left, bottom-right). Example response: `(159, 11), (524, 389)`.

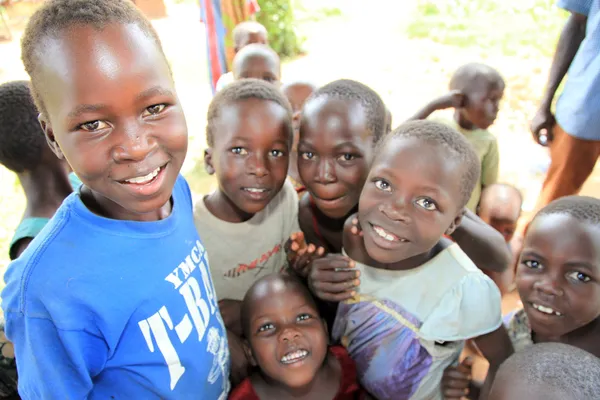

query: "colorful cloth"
(504, 308), (534, 353)
(199, 0), (260, 93)
(228, 346), (368, 400)
(333, 244), (502, 400)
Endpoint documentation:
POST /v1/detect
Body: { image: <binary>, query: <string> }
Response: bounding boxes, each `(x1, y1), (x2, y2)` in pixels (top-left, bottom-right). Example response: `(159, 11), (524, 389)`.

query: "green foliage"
(407, 0), (568, 57)
(256, 0), (302, 58)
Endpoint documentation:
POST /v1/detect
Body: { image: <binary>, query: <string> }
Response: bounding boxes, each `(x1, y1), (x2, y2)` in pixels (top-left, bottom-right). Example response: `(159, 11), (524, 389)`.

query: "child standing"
(195, 78), (299, 305)
(327, 121), (512, 399)
(2, 1), (229, 398)
(281, 80), (317, 195)
(232, 44), (281, 85)
(409, 63), (504, 212)
(216, 22), (268, 92)
(0, 81), (73, 260)
(443, 196), (600, 399)
(229, 274), (370, 400)
(489, 343), (600, 400)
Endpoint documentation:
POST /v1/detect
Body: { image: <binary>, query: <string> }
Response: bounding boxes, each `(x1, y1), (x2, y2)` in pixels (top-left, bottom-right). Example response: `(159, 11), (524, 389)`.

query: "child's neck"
(453, 110), (477, 131)
(252, 352), (340, 399)
(204, 190), (255, 223)
(534, 317), (600, 358)
(18, 164), (72, 219)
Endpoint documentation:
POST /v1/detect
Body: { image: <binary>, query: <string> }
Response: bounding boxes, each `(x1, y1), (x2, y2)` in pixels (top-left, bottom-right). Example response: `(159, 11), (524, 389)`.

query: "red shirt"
(229, 346), (367, 400)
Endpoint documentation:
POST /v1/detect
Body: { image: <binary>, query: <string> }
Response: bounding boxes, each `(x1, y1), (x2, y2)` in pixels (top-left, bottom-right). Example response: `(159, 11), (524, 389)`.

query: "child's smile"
(358, 136), (463, 267)
(517, 213), (600, 339)
(37, 23), (187, 221)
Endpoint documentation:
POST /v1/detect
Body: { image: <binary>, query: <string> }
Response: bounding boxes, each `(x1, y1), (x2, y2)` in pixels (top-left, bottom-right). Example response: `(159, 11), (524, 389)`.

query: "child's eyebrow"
(135, 86), (175, 102)
(68, 103), (107, 119)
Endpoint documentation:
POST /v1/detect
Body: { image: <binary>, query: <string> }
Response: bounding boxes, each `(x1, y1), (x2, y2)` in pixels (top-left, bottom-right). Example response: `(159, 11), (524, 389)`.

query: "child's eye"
(297, 313), (312, 322)
(258, 323), (274, 333)
(374, 179), (391, 192)
(523, 260), (541, 269)
(301, 152), (314, 160)
(337, 153), (356, 162)
(415, 198), (437, 211)
(143, 104), (166, 116)
(566, 271), (591, 283)
(79, 120), (109, 132)
(231, 147), (248, 155)
(270, 149), (284, 158)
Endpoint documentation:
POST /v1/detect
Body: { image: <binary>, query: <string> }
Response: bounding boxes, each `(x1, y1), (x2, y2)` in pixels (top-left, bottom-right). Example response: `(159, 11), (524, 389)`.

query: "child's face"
(460, 79), (504, 130)
(298, 98), (373, 219)
(235, 56), (280, 85)
(358, 137), (463, 264)
(246, 281), (328, 390)
(479, 204), (520, 243)
(37, 24), (187, 221)
(517, 214), (600, 339)
(206, 98), (289, 219)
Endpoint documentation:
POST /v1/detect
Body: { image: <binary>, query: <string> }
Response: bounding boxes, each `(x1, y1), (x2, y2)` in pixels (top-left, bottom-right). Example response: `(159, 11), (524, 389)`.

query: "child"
(2, 1), (229, 398)
(0, 81), (75, 260)
(489, 343), (600, 400)
(229, 273), (370, 399)
(326, 121), (513, 400)
(281, 79), (317, 195)
(409, 62), (504, 212)
(443, 195), (600, 399)
(297, 80), (510, 286)
(216, 21), (268, 92)
(478, 183), (522, 244)
(195, 78), (299, 308)
(232, 44), (281, 85)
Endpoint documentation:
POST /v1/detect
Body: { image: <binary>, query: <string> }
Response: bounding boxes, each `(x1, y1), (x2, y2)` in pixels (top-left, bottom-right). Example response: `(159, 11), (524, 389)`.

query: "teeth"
(125, 167), (160, 184)
(281, 349), (308, 364)
(533, 303), (562, 316)
(245, 188), (267, 193)
(373, 225), (405, 242)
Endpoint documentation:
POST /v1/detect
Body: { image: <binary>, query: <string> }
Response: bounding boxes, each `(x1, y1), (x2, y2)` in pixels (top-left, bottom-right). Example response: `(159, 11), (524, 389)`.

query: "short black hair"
(0, 81), (46, 172)
(232, 44), (280, 80)
(21, 0), (164, 116)
(206, 78), (293, 147)
(534, 195), (600, 226)
(491, 343), (600, 400)
(241, 273), (316, 339)
(449, 62), (505, 94)
(379, 120), (480, 208)
(232, 21), (267, 49)
(307, 79), (387, 142)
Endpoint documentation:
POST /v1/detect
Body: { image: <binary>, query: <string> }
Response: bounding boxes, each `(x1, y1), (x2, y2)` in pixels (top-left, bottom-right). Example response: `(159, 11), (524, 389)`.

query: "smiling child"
(229, 274), (369, 400)
(331, 120), (512, 400)
(1, 1), (228, 398)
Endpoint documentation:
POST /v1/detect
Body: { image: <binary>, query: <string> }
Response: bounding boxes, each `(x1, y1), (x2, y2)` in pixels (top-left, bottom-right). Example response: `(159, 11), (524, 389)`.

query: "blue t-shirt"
(555, 0), (600, 140)
(1, 176), (230, 399)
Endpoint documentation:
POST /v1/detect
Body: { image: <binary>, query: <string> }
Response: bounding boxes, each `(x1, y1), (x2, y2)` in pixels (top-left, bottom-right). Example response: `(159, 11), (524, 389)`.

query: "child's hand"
(219, 299), (243, 336)
(349, 217), (363, 237)
(286, 232), (326, 278)
(442, 357), (473, 400)
(433, 90), (466, 111)
(308, 255), (360, 302)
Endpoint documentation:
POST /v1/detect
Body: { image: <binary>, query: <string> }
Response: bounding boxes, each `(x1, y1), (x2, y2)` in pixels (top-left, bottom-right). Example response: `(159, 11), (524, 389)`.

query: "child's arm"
(471, 326), (514, 400)
(480, 140), (499, 189)
(450, 209), (510, 273)
(6, 313), (106, 398)
(406, 90), (465, 121)
(298, 194), (330, 251)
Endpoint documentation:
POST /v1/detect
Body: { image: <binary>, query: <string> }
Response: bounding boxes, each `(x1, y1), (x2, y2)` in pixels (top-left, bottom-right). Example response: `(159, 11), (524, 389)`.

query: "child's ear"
(243, 339), (257, 367)
(444, 209), (466, 236)
(204, 148), (215, 175)
(39, 114), (65, 160)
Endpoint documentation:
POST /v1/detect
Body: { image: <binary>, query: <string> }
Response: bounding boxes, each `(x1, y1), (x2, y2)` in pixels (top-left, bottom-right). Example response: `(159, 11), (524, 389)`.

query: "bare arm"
(406, 90), (465, 121)
(531, 12), (587, 143)
(450, 209), (511, 273)
(473, 326), (514, 400)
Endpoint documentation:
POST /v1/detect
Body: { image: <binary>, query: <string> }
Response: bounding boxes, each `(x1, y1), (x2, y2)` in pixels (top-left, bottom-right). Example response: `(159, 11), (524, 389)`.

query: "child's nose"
(248, 153), (268, 177)
(112, 125), (157, 162)
(315, 159), (336, 184)
(534, 276), (564, 298)
(279, 326), (301, 342)
(382, 195), (411, 223)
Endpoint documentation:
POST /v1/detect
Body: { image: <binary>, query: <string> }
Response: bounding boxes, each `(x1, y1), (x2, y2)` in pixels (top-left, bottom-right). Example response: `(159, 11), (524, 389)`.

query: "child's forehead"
(304, 96), (365, 126)
(247, 279), (313, 315)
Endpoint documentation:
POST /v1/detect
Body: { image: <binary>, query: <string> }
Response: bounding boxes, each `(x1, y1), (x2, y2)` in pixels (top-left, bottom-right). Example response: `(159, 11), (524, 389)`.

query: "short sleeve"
(420, 273), (502, 342)
(557, 0), (592, 15)
(282, 180), (301, 236)
(481, 136), (499, 187)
